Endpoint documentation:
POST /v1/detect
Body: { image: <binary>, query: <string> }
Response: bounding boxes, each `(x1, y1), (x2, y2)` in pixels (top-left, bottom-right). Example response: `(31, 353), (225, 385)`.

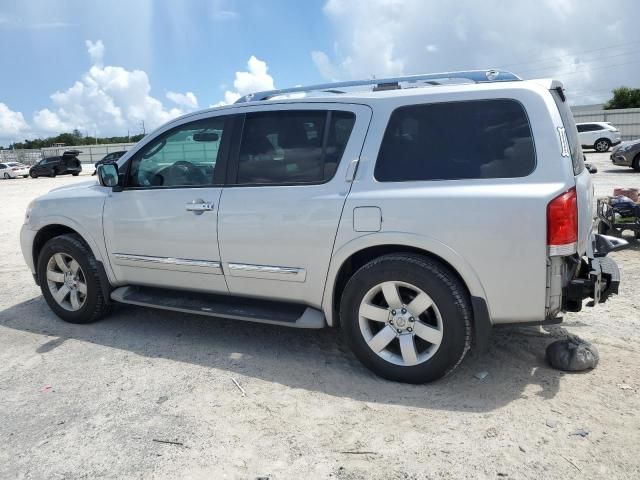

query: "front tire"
(72, 172), (79, 176)
(3, 173), (9, 179)
(340, 253), (472, 383)
(37, 234), (112, 324)
(23, 175), (28, 178)
(50, 169), (57, 177)
(594, 138), (611, 152)
(632, 154), (640, 172)
(30, 172), (38, 178)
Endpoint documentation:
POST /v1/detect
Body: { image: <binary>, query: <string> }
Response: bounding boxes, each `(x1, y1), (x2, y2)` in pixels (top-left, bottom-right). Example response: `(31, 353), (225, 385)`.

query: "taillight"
(547, 187), (578, 256)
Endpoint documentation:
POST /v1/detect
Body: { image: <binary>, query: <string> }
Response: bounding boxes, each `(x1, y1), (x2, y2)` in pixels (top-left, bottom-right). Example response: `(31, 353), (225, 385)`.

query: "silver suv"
(20, 70), (624, 383)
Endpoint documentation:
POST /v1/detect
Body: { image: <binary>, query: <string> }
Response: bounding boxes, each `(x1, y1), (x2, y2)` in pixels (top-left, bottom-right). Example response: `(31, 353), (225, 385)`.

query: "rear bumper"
(564, 256), (620, 309)
(563, 235), (625, 311)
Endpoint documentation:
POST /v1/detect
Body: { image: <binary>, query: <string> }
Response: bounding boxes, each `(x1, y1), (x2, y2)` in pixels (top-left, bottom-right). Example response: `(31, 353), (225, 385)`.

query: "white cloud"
(32, 40), (191, 136)
(85, 40), (104, 67)
(166, 91), (199, 109)
(0, 103), (30, 142)
(216, 56), (275, 105)
(212, 10), (238, 21)
(314, 0), (639, 104)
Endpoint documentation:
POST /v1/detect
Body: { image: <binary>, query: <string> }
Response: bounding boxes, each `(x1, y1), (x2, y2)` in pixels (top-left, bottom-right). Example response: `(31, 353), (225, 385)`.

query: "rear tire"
(23, 175), (28, 178)
(37, 234), (112, 324)
(50, 169), (57, 177)
(3, 173), (9, 179)
(632, 154), (640, 172)
(340, 253), (472, 383)
(72, 172), (79, 176)
(594, 138), (611, 152)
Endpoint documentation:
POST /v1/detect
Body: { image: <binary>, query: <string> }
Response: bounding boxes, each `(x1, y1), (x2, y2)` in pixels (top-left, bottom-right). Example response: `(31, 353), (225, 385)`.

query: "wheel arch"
(322, 234), (491, 341)
(31, 217), (114, 286)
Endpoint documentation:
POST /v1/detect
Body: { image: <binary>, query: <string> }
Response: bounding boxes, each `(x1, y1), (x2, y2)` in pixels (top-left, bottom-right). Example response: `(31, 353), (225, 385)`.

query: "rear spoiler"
(530, 78), (566, 101)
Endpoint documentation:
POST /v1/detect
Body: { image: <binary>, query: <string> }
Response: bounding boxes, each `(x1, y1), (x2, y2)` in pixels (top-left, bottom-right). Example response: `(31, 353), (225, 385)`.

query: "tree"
(603, 87), (640, 110)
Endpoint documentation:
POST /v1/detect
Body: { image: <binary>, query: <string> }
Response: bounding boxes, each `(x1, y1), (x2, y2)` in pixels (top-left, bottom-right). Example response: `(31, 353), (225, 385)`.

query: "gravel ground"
(1, 153), (639, 480)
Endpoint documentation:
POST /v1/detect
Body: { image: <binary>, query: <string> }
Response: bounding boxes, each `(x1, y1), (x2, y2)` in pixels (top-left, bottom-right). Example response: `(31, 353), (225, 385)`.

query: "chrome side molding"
(113, 253), (223, 274)
(227, 262), (306, 282)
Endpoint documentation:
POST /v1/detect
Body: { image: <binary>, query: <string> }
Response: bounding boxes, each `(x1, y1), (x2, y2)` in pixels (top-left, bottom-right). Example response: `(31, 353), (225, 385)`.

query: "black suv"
(29, 150), (82, 178)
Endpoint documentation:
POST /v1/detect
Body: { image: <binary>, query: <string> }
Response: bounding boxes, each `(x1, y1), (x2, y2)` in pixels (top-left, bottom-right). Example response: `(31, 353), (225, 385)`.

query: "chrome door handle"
(186, 199), (214, 214)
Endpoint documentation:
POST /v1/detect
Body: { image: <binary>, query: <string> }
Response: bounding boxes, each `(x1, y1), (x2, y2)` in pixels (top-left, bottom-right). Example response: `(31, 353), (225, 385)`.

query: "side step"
(110, 286), (326, 329)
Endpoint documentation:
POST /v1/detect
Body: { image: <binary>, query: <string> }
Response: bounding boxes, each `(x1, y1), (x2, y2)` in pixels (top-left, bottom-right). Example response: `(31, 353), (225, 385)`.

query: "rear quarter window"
(551, 89), (584, 175)
(374, 99), (536, 182)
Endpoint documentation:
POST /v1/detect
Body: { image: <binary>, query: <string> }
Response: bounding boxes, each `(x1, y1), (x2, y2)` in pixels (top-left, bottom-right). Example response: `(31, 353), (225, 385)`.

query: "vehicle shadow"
(0, 296), (569, 411)
(601, 168), (638, 174)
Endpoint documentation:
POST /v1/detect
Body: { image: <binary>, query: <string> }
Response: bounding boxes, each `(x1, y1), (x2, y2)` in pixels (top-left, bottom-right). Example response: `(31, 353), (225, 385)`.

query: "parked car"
(610, 139), (640, 171)
(20, 70), (625, 383)
(29, 150), (82, 178)
(576, 122), (621, 152)
(92, 151), (127, 175)
(0, 162), (29, 178)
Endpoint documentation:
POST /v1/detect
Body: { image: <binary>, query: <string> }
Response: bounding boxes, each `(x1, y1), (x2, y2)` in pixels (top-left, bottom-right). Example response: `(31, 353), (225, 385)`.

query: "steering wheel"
(169, 160), (208, 185)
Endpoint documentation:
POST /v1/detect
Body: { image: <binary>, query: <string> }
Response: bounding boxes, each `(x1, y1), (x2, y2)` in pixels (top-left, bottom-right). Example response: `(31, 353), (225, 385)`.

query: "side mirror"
(97, 163), (120, 189)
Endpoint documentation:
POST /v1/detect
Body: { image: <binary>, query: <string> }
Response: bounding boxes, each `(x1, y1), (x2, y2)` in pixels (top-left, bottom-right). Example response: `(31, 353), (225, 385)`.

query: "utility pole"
(140, 120), (146, 135)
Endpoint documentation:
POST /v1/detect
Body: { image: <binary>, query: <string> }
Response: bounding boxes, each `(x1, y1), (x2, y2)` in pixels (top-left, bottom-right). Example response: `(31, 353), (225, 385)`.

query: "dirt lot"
(1, 153), (639, 480)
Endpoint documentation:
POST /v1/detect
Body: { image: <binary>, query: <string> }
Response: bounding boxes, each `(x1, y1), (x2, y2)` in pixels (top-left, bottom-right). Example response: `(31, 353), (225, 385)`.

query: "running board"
(110, 286), (326, 329)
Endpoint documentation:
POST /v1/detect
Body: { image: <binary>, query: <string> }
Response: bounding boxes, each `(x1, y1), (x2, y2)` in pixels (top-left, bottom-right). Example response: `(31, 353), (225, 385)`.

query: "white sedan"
(0, 162), (30, 179)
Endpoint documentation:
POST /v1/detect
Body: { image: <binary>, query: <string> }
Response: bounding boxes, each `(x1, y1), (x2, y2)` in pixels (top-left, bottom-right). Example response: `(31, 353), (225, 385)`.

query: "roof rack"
(235, 69), (521, 103)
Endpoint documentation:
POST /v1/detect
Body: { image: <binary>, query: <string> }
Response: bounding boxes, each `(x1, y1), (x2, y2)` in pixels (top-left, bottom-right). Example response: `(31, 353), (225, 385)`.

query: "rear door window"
(375, 99), (536, 182)
(234, 110), (355, 185)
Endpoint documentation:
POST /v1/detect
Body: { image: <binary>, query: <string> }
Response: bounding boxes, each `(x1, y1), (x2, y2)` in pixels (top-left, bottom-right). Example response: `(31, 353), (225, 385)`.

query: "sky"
(1, 0), (639, 146)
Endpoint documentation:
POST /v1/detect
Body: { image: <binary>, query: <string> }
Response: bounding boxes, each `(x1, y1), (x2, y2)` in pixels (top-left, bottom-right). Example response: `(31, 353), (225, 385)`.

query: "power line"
(524, 58), (640, 79)
(497, 40), (640, 69)
(516, 49), (640, 76)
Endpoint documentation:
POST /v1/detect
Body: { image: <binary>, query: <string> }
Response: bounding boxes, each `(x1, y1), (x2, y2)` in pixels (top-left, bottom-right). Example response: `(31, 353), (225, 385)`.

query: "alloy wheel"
(46, 253), (88, 311)
(358, 280), (443, 367)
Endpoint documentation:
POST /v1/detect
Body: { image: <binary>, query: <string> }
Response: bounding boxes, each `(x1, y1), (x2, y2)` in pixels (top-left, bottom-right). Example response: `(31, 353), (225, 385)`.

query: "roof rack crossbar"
(235, 69), (521, 103)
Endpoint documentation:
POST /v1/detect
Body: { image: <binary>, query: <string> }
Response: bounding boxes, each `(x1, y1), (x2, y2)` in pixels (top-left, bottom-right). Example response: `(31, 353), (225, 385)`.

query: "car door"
(217, 103), (371, 307)
(585, 124), (600, 146)
(103, 114), (234, 293)
(576, 124), (588, 146)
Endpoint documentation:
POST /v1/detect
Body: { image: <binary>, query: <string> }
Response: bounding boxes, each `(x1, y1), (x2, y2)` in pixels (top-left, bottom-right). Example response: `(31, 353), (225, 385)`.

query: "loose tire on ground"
(340, 253), (472, 383)
(37, 234), (112, 324)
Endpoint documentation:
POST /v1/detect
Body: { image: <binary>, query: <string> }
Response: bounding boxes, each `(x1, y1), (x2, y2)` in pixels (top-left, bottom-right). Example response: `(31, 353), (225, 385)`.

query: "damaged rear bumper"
(563, 234), (625, 311)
